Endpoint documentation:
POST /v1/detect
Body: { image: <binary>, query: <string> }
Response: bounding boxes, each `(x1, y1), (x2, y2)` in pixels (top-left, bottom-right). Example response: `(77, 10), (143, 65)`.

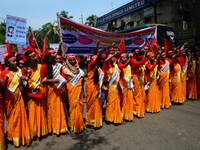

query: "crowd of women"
(0, 41), (199, 149)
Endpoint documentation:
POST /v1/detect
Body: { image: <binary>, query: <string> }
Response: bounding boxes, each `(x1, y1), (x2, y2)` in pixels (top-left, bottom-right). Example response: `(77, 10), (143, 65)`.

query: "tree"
(60, 10), (73, 19)
(85, 14), (98, 27)
(26, 26), (32, 37)
(0, 22), (6, 45)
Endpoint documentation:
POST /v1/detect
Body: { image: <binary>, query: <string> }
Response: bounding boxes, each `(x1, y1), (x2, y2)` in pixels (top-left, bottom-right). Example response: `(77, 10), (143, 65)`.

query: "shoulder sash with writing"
(98, 68), (104, 98)
(29, 65), (42, 86)
(160, 61), (169, 73)
(107, 63), (119, 85)
(191, 60), (196, 74)
(53, 63), (62, 78)
(182, 61), (188, 73)
(70, 69), (83, 86)
(8, 69), (22, 93)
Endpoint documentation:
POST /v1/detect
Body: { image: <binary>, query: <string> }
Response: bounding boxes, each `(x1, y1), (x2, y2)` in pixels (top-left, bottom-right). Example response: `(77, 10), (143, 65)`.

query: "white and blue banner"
(5, 14), (27, 45)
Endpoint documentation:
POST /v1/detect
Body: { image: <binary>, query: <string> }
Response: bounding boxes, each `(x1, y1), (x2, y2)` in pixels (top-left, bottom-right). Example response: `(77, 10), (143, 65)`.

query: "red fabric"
(87, 60), (97, 72)
(6, 43), (13, 55)
(146, 62), (157, 71)
(151, 36), (159, 53)
(42, 37), (46, 64)
(29, 32), (36, 50)
(0, 63), (2, 72)
(40, 64), (47, 81)
(3, 51), (8, 60)
(119, 37), (126, 53)
(118, 63), (125, 70)
(145, 37), (151, 51)
(130, 58), (145, 74)
(57, 49), (61, 55)
(164, 38), (175, 54)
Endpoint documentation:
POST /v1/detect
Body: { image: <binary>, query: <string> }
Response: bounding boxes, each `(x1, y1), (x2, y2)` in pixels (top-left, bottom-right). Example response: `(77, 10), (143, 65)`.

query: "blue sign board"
(96, 0), (156, 26)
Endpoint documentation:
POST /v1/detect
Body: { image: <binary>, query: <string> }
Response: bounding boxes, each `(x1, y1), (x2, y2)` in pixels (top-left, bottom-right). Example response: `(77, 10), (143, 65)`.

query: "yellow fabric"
(181, 60), (188, 101)
(85, 68), (103, 127)
(29, 64), (41, 85)
(0, 92), (5, 150)
(8, 69), (22, 92)
(120, 65), (133, 121)
(132, 66), (146, 118)
(66, 75), (85, 133)
(196, 58), (200, 95)
(105, 64), (123, 123)
(4, 71), (31, 147)
(159, 60), (171, 108)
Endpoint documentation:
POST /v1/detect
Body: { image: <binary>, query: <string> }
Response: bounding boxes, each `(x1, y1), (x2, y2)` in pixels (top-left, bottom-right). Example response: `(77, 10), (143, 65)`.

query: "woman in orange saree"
(195, 52), (200, 96)
(118, 53), (134, 121)
(104, 53), (122, 124)
(0, 78), (5, 150)
(130, 51), (147, 118)
(22, 50), (48, 139)
(85, 49), (104, 128)
(158, 52), (171, 109)
(41, 49), (68, 135)
(145, 53), (161, 113)
(187, 53), (197, 99)
(1, 55), (31, 147)
(62, 54), (85, 133)
(170, 54), (185, 103)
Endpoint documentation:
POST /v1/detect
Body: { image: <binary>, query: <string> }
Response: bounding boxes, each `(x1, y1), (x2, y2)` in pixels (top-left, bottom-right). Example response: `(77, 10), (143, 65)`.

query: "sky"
(0, 0), (133, 30)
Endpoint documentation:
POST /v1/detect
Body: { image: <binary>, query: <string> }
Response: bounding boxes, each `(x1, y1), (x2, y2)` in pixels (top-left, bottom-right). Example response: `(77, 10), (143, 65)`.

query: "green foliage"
(0, 22), (6, 45)
(85, 14), (98, 27)
(60, 11), (73, 19)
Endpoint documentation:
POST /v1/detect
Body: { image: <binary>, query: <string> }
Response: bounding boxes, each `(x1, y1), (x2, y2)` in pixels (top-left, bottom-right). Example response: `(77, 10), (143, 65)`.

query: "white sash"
(128, 76), (133, 89)
(8, 69), (22, 93)
(70, 69), (83, 86)
(107, 64), (119, 85)
(52, 63), (62, 78)
(161, 61), (169, 73)
(98, 69), (104, 98)
(182, 62), (187, 73)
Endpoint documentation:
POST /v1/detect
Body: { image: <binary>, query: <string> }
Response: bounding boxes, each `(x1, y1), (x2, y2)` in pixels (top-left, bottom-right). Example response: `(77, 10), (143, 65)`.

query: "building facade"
(96, 0), (200, 47)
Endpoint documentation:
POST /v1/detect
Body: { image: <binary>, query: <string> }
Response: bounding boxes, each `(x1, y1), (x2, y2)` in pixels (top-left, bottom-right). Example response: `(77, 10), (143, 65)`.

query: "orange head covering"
(147, 52), (154, 58)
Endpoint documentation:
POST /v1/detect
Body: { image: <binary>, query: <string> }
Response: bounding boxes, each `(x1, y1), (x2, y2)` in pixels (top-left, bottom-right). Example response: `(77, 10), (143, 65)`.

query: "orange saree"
(1, 69), (31, 147)
(64, 70), (85, 133)
(187, 59), (197, 99)
(170, 63), (185, 103)
(145, 62), (161, 113)
(85, 68), (104, 127)
(181, 59), (188, 101)
(22, 64), (48, 139)
(132, 66), (146, 118)
(0, 91), (5, 150)
(41, 64), (68, 135)
(195, 58), (200, 96)
(159, 60), (171, 108)
(119, 65), (134, 121)
(105, 63), (122, 124)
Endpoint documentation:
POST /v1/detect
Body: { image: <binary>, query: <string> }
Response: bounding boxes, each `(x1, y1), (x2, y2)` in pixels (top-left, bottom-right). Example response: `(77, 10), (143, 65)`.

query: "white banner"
(17, 37), (29, 54)
(6, 14), (27, 45)
(50, 43), (59, 53)
(0, 45), (7, 64)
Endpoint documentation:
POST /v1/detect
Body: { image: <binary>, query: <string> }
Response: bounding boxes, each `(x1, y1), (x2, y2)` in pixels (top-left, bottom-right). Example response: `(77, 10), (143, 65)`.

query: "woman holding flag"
(85, 49), (104, 128)
(22, 50), (48, 139)
(41, 48), (68, 136)
(1, 55), (31, 147)
(62, 54), (85, 133)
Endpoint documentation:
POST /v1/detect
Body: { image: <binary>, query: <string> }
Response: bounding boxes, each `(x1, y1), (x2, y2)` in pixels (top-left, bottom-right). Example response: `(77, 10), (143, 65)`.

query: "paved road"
(4, 99), (200, 150)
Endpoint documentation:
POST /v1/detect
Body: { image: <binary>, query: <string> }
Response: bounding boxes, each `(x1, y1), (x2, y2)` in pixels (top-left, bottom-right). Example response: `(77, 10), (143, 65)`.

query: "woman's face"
(9, 59), (17, 69)
(161, 54), (166, 59)
(56, 58), (62, 63)
(68, 58), (76, 66)
(121, 56), (127, 64)
(28, 54), (37, 64)
(50, 52), (57, 61)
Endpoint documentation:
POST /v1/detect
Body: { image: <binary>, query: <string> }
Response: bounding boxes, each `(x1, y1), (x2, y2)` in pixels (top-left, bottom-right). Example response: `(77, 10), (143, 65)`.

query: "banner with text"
(59, 15), (157, 55)
(6, 14), (27, 45)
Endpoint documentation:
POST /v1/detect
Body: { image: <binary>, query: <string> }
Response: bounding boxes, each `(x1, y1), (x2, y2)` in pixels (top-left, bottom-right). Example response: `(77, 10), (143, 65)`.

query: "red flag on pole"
(6, 43), (13, 55)
(164, 38), (175, 53)
(42, 37), (46, 64)
(29, 32), (36, 50)
(145, 37), (151, 51)
(119, 37), (127, 53)
(151, 36), (159, 53)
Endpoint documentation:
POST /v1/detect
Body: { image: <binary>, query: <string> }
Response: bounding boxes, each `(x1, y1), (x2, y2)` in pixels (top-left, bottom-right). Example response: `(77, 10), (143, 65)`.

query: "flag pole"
(30, 29), (40, 50)
(56, 12), (65, 58)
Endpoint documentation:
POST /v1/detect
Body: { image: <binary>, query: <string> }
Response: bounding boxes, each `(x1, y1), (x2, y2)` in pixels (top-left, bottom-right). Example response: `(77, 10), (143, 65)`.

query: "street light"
(0, 17), (5, 23)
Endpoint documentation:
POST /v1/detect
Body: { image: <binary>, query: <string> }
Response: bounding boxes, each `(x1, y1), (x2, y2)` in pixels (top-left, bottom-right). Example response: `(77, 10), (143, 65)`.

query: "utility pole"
(153, 0), (157, 23)
(81, 15), (83, 24)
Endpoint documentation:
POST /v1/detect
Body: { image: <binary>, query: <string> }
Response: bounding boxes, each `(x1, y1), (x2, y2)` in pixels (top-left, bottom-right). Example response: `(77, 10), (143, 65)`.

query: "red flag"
(29, 32), (36, 50)
(42, 37), (46, 64)
(35, 48), (40, 58)
(164, 38), (175, 53)
(145, 37), (151, 51)
(151, 36), (159, 53)
(119, 37), (126, 53)
(6, 43), (13, 55)
(3, 51), (8, 61)
(0, 63), (2, 72)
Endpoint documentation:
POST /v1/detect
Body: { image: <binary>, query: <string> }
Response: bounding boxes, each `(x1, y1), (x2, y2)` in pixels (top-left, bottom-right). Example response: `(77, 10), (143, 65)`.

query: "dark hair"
(16, 54), (23, 67)
(8, 26), (14, 30)
(23, 50), (35, 67)
(132, 48), (137, 53)
(90, 55), (99, 83)
(44, 48), (53, 79)
(5, 55), (14, 67)
(107, 46), (113, 50)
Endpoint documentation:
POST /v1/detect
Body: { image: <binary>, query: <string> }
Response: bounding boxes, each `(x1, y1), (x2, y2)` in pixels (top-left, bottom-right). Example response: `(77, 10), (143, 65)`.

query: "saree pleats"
(0, 92), (5, 150)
